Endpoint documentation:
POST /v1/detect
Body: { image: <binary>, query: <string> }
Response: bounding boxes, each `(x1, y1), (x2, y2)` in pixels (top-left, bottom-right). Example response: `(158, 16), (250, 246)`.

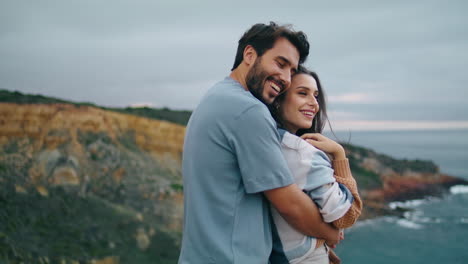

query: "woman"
(269, 66), (362, 264)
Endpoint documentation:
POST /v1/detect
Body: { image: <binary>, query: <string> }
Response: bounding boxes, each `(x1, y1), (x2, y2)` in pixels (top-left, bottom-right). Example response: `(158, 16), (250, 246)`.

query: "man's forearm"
(280, 189), (339, 240)
(264, 184), (339, 241)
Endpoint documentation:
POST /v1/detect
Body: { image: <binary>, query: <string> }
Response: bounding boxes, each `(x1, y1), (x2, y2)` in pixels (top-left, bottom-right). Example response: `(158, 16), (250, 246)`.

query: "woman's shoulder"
(279, 129), (331, 162)
(279, 129), (312, 150)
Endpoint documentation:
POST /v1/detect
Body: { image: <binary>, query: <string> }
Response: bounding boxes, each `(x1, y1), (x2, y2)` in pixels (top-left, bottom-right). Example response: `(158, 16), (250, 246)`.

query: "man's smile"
(266, 78), (284, 96)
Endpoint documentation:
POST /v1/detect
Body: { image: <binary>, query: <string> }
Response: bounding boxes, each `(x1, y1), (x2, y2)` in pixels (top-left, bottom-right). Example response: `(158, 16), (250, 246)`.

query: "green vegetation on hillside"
(107, 106), (191, 126)
(0, 89), (191, 126)
(347, 155), (383, 189)
(0, 130), (184, 263)
(0, 89), (94, 106)
(0, 184), (180, 264)
(342, 143), (438, 174)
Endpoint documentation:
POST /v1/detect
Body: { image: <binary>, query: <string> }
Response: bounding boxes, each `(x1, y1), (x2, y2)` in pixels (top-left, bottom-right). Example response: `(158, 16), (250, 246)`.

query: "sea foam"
(450, 185), (468, 194)
(396, 219), (424, 230)
(388, 199), (428, 210)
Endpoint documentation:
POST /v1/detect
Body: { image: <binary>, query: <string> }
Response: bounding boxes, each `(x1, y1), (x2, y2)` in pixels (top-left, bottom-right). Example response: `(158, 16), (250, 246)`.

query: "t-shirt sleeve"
(230, 105), (294, 193)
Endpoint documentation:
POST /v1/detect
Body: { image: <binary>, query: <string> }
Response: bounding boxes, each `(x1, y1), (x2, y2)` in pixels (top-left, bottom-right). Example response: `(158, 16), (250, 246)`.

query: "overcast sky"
(1, 0), (467, 130)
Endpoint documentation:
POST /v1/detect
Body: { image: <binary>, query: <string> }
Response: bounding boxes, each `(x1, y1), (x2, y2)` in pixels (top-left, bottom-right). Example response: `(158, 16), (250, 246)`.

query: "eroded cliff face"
(1, 103), (184, 169)
(0, 103), (184, 163)
(0, 103), (186, 263)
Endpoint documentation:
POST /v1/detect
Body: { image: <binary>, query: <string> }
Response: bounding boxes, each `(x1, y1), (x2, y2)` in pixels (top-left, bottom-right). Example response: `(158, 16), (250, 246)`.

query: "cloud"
(1, 0), (467, 124)
(328, 101), (468, 122)
(153, 79), (221, 110)
(328, 93), (374, 103)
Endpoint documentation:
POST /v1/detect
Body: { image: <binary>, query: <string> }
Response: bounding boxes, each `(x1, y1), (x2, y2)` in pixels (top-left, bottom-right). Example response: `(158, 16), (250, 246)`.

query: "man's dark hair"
(231, 22), (310, 71)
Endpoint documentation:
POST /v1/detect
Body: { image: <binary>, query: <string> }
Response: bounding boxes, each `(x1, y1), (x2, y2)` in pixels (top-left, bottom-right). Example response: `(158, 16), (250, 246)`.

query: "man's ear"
(243, 45), (258, 66)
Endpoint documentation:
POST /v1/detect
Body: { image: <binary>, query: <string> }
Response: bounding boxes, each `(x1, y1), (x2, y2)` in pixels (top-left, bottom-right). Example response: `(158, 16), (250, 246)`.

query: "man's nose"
(280, 70), (291, 89)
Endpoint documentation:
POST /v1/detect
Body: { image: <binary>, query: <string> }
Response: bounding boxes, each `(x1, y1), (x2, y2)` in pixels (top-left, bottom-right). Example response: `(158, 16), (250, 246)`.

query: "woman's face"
(278, 73), (320, 133)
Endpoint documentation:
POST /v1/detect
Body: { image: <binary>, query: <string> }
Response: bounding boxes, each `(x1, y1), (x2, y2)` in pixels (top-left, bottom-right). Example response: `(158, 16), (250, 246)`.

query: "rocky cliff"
(1, 95), (466, 263)
(342, 143), (467, 219)
(0, 102), (185, 263)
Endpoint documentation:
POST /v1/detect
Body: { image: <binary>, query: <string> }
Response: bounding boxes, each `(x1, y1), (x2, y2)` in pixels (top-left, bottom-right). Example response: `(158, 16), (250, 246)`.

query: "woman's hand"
(300, 133), (346, 160)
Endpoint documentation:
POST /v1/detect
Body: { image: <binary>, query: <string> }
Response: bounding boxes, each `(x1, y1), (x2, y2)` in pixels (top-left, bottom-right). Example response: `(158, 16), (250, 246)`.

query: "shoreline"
(359, 177), (468, 220)
(353, 184), (468, 233)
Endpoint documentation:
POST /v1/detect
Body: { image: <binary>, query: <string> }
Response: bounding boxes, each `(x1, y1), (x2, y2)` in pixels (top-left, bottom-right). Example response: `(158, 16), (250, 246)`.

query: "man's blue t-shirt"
(179, 77), (294, 264)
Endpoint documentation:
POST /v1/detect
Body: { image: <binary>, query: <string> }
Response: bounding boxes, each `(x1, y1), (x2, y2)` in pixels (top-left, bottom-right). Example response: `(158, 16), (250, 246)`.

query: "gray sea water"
(326, 129), (468, 264)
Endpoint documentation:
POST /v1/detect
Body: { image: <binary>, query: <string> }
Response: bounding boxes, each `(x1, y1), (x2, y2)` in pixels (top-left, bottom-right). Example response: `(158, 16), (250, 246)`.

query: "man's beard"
(245, 58), (270, 105)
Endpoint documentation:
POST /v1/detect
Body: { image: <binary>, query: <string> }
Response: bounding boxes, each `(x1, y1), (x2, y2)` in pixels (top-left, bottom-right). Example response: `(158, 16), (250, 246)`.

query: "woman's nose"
(308, 96), (318, 106)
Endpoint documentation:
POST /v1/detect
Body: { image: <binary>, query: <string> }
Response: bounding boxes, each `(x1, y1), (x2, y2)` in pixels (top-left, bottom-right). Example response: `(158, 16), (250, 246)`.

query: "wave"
(354, 216), (425, 230)
(388, 197), (439, 210)
(382, 216), (425, 229)
(356, 191), (467, 231)
(403, 210), (443, 224)
(354, 216), (392, 228)
(396, 219), (424, 230)
(450, 185), (468, 194)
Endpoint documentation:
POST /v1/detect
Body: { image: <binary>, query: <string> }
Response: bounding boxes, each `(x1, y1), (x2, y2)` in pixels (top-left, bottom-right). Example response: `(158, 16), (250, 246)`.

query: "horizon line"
(324, 120), (468, 132)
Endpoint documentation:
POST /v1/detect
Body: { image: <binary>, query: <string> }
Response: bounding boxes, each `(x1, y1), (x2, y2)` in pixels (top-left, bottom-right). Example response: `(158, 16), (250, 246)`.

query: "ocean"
(325, 129), (468, 264)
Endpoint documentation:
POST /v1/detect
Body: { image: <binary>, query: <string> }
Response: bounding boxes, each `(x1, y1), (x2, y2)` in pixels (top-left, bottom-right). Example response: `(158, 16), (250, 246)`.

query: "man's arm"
(264, 183), (340, 242)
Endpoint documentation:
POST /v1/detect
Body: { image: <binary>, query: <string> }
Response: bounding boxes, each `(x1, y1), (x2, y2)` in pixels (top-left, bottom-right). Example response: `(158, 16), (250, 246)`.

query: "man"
(179, 22), (340, 264)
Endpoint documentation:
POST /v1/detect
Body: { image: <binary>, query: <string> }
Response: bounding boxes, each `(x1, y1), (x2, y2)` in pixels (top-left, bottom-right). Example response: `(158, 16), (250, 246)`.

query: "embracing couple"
(179, 22), (362, 264)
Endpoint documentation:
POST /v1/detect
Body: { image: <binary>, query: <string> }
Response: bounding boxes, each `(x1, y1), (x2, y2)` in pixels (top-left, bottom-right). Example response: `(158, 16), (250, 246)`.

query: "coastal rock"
(51, 166), (80, 186)
(342, 143), (468, 219)
(90, 256), (120, 264)
(0, 102), (185, 261)
(136, 227), (151, 251)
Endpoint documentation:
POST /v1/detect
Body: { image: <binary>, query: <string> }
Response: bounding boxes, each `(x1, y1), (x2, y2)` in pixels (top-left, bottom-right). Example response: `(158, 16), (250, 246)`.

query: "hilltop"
(0, 89), (192, 126)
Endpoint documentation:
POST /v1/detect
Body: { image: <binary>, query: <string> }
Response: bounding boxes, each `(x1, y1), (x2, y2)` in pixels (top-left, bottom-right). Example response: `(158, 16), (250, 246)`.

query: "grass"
(0, 184), (180, 263)
(348, 155), (383, 189)
(343, 143), (438, 174)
